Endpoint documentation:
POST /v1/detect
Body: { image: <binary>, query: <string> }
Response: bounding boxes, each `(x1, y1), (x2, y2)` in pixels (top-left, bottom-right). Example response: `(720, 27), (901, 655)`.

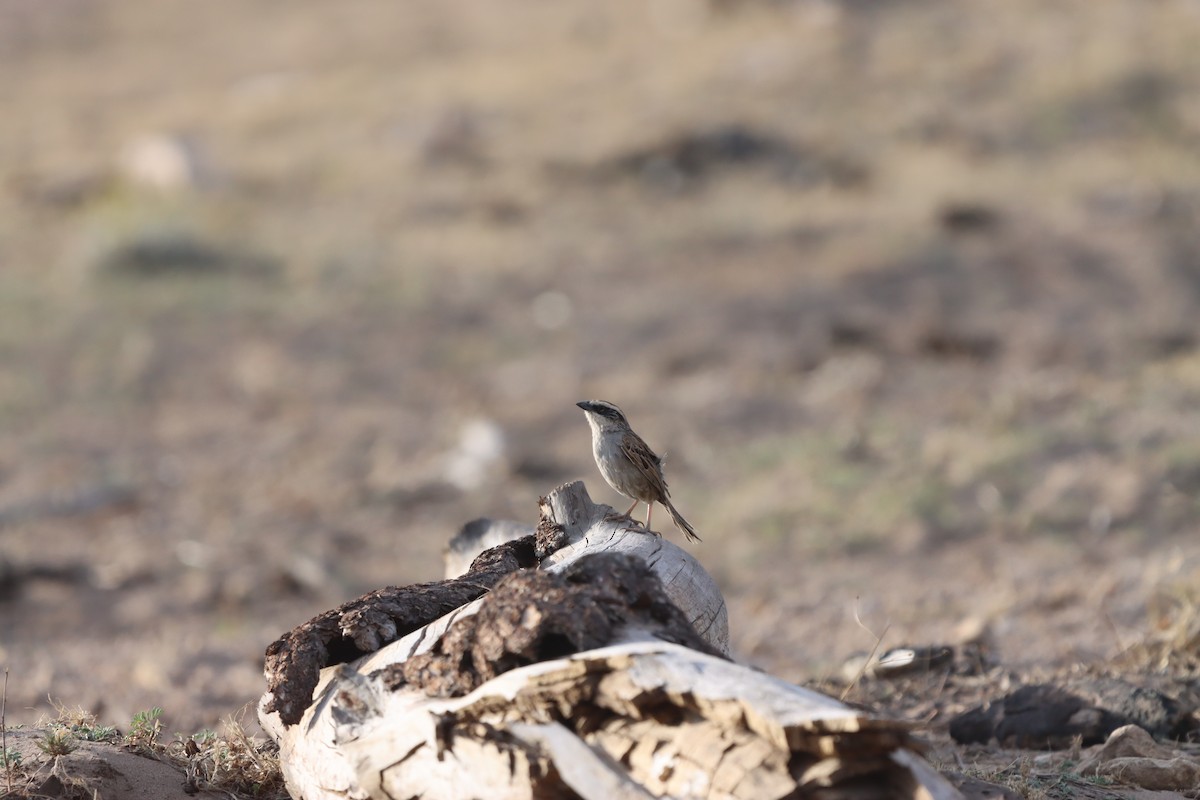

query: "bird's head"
(576, 399), (629, 431)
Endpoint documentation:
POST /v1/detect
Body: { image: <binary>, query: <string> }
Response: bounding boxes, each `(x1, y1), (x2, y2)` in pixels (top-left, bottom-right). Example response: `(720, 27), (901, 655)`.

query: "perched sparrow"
(576, 400), (700, 543)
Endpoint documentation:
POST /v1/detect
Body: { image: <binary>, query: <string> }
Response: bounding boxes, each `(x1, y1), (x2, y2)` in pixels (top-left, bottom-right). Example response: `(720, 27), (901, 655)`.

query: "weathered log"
(339, 641), (961, 800)
(260, 481), (962, 799)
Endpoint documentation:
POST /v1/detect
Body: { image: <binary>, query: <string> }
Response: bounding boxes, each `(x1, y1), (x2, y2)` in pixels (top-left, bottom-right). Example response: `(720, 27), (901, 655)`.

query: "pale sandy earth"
(2, 2), (1199, 797)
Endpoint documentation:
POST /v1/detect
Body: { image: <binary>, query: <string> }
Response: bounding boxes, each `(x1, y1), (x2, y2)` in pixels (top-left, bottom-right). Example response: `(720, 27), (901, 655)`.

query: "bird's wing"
(621, 432), (670, 497)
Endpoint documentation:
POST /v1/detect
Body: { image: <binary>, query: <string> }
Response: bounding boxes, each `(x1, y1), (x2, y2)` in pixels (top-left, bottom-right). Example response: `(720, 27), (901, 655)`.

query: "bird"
(576, 400), (700, 543)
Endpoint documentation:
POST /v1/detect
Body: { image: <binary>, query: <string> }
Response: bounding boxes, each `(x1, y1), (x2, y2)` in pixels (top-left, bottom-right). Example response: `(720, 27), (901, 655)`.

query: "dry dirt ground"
(2, 1), (1200, 797)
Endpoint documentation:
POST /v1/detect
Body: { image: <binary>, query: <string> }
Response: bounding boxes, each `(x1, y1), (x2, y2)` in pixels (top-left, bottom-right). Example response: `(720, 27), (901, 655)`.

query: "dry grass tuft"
(1117, 583), (1200, 674)
(164, 717), (288, 799)
(0, 703), (287, 800)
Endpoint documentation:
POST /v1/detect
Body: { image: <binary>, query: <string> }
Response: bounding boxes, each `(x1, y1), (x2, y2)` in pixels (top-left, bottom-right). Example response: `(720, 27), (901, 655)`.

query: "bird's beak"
(576, 401), (592, 412)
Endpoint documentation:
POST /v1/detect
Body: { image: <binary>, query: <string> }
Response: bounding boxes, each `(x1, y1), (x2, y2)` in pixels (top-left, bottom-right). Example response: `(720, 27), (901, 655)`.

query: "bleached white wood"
(267, 640), (964, 800)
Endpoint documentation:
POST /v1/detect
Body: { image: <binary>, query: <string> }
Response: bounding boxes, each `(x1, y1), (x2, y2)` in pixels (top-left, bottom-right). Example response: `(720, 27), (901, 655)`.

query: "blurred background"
(1, 0), (1199, 733)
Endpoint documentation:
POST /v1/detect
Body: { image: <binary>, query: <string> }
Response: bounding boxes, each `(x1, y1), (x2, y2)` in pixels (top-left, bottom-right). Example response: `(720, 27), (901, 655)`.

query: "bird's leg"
(645, 503), (656, 533)
(608, 499), (660, 537)
(605, 498), (644, 532)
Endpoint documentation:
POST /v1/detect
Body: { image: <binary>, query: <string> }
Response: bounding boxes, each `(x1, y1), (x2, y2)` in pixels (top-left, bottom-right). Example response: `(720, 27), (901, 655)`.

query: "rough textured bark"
(262, 535), (537, 726)
(381, 552), (724, 698)
(260, 481), (962, 799)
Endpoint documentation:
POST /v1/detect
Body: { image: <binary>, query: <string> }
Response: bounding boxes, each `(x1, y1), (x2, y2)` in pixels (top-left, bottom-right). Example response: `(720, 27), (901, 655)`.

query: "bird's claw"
(603, 511), (661, 537)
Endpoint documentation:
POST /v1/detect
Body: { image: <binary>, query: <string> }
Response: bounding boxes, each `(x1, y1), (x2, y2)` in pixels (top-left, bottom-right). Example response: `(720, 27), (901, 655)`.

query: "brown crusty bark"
(262, 536), (537, 726)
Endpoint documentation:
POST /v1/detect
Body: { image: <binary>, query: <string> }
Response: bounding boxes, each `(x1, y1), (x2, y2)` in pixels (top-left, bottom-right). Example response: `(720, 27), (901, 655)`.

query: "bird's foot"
(603, 511), (661, 537)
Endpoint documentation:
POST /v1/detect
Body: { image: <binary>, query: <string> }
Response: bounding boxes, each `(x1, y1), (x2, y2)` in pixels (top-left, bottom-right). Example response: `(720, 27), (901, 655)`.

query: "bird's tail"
(663, 498), (701, 543)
